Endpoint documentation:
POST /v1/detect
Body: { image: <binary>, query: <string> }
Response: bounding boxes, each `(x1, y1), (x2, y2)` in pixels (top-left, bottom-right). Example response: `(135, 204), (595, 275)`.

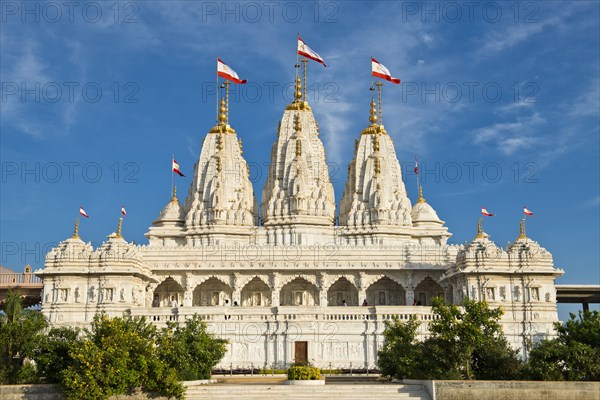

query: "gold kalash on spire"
(474, 218), (488, 239)
(210, 81), (236, 134)
(362, 82), (387, 135)
(286, 58), (312, 111)
(517, 218), (528, 240)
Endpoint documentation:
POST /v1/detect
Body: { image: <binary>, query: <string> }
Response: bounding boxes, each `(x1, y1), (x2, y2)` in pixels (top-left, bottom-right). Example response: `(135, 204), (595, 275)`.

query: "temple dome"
(45, 219), (93, 268)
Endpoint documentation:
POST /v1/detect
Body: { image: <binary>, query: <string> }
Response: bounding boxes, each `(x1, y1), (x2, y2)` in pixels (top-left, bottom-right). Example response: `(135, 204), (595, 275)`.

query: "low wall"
(0, 382), (212, 400)
(434, 380), (600, 400)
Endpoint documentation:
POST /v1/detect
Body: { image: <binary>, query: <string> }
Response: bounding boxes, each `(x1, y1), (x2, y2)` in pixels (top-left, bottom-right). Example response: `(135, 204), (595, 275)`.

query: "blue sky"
(1, 1), (598, 318)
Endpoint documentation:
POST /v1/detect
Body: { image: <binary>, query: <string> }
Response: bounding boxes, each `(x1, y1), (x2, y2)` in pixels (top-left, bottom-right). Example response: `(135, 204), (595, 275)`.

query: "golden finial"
(374, 158), (381, 175)
(277, 121), (281, 137)
(475, 218), (485, 239)
(294, 75), (302, 101)
(71, 218), (80, 239)
(116, 217), (123, 239)
(296, 140), (302, 157)
(218, 98), (227, 124)
(239, 138), (243, 154)
(517, 218), (527, 240)
(369, 94), (378, 125)
(285, 66), (311, 111)
(417, 186), (426, 203)
(171, 185), (178, 202)
(373, 134), (380, 152)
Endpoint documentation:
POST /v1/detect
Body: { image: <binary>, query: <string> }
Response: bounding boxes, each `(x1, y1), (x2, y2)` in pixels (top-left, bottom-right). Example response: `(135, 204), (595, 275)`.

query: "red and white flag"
(172, 158), (185, 177)
(414, 156), (419, 175)
(371, 58), (401, 84)
(297, 36), (327, 67)
(79, 206), (90, 218)
(217, 58), (247, 84)
(524, 206), (534, 217)
(121, 205), (127, 217)
(481, 207), (495, 217)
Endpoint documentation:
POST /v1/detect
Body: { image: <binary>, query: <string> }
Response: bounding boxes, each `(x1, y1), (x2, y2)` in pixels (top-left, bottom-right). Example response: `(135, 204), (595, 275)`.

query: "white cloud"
(421, 33), (433, 46)
(472, 112), (544, 155)
(582, 195), (600, 208)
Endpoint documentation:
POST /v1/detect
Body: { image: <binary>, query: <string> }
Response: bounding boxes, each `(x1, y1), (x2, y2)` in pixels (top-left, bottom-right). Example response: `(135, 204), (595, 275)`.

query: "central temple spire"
(261, 61), (335, 243)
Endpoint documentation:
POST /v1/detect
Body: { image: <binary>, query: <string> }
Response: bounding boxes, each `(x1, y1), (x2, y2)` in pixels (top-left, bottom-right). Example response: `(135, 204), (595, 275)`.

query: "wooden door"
(294, 341), (308, 364)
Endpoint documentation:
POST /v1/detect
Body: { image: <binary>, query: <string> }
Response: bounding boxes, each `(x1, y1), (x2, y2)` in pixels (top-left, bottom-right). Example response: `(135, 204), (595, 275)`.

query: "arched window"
(193, 278), (232, 306)
(153, 278), (184, 307)
(241, 277), (272, 306)
(366, 277), (405, 306)
(280, 277), (319, 306)
(414, 277), (444, 306)
(327, 277), (358, 306)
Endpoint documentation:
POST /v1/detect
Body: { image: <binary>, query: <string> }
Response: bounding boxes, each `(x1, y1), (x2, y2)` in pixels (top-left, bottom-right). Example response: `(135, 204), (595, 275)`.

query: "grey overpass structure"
(555, 284), (600, 311)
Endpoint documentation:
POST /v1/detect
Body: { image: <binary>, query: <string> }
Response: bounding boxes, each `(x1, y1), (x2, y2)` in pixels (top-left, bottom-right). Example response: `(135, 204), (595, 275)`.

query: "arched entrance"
(327, 277), (358, 306)
(241, 277), (271, 306)
(414, 277), (444, 306)
(366, 277), (405, 306)
(193, 278), (232, 306)
(153, 277), (184, 307)
(280, 277), (319, 306)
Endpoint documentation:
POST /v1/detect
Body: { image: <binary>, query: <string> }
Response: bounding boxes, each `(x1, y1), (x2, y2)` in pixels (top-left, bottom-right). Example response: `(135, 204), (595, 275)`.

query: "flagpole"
(371, 56), (375, 94)
(224, 81), (230, 124)
(416, 156), (420, 196)
(215, 57), (219, 124)
(171, 153), (174, 197)
(295, 33), (300, 86)
(376, 81), (383, 126)
(301, 58), (308, 103)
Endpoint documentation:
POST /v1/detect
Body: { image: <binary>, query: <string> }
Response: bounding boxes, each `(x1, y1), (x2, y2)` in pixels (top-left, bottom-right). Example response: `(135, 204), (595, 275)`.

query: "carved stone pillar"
(271, 290), (280, 307)
(232, 273), (241, 305)
(406, 286), (415, 306)
(317, 272), (328, 306)
(358, 289), (367, 305)
(319, 289), (328, 306)
(182, 290), (192, 307)
(270, 272), (281, 306)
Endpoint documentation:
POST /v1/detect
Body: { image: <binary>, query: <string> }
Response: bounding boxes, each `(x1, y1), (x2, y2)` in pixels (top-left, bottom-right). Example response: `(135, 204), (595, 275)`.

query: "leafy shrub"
(522, 310), (600, 381)
(158, 315), (228, 381)
(287, 365), (322, 380)
(259, 368), (288, 375)
(61, 314), (185, 400)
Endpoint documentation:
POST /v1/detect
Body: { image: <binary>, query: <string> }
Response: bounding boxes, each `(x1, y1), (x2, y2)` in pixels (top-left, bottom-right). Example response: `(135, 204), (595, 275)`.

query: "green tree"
(523, 310), (600, 381)
(377, 298), (521, 380)
(33, 326), (81, 383)
(0, 291), (47, 384)
(377, 315), (421, 379)
(158, 315), (228, 381)
(427, 297), (518, 380)
(61, 314), (184, 400)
